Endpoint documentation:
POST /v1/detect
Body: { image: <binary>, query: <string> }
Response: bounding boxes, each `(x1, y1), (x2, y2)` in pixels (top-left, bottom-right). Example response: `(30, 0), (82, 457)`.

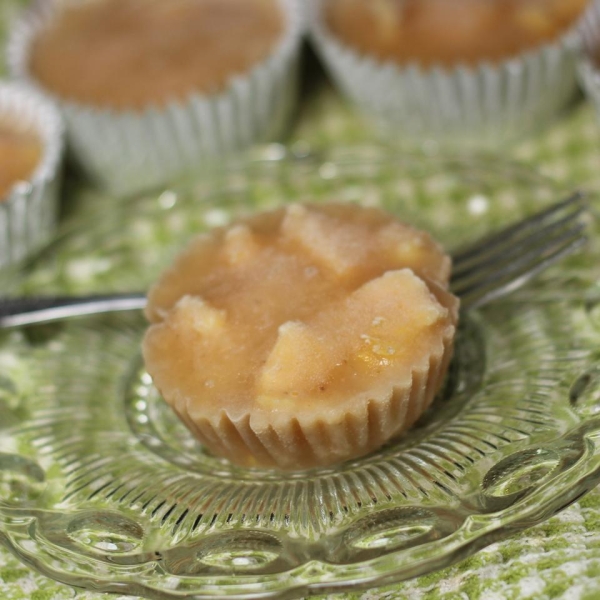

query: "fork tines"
(450, 191), (588, 310)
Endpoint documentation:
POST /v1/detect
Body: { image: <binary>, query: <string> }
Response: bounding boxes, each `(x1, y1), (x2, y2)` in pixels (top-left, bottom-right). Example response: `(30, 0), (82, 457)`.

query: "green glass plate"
(2, 148), (600, 599)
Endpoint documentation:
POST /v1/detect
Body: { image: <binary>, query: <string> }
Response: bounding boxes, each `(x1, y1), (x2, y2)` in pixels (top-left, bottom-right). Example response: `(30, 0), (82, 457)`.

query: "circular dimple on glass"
(0, 453), (45, 503)
(66, 512), (144, 553)
(163, 531), (287, 576)
(334, 507), (461, 563)
(35, 511), (152, 565)
(570, 365), (600, 417)
(481, 449), (561, 510)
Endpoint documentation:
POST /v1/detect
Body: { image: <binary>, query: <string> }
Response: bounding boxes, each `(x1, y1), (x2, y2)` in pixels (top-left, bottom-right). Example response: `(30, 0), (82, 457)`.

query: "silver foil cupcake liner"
(0, 82), (64, 271)
(577, 1), (600, 118)
(310, 0), (589, 147)
(8, 0), (304, 196)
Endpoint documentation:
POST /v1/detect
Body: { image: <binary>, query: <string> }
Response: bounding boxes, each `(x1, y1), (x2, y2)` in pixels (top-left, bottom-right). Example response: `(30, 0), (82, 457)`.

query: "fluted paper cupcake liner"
(8, 0), (304, 196)
(0, 83), (63, 271)
(577, 1), (600, 118)
(172, 318), (457, 471)
(310, 0), (589, 147)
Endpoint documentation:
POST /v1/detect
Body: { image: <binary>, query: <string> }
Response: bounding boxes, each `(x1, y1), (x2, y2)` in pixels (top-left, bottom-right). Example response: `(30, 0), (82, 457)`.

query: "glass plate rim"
(1, 146), (600, 599)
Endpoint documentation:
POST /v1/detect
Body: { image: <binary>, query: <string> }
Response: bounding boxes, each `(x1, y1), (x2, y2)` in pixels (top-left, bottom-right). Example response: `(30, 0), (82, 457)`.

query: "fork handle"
(0, 293), (147, 328)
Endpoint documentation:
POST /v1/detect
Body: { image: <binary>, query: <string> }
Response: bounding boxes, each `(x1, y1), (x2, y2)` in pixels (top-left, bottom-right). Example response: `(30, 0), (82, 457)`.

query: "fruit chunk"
(257, 320), (331, 404)
(223, 224), (262, 266)
(281, 203), (369, 279)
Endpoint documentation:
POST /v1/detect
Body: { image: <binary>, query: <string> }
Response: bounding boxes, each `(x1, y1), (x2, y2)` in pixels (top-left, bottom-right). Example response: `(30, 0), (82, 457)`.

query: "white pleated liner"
(172, 319), (457, 471)
(577, 0), (600, 115)
(310, 0), (591, 146)
(8, 0), (304, 196)
(0, 83), (63, 270)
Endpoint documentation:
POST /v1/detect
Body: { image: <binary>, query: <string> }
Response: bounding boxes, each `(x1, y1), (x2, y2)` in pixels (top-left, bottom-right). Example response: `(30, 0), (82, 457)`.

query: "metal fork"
(452, 191), (587, 309)
(0, 192), (588, 329)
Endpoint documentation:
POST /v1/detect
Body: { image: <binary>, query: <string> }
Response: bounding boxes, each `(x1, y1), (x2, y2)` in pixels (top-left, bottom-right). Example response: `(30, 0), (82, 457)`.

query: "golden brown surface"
(30, 0), (284, 109)
(0, 123), (42, 202)
(143, 203), (459, 469)
(325, 0), (589, 67)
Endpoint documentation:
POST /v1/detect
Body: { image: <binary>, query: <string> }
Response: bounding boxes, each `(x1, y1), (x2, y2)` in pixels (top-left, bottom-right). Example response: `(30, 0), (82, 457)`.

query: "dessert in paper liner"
(142, 203), (459, 470)
(310, 0), (590, 147)
(8, 0), (304, 196)
(0, 82), (63, 270)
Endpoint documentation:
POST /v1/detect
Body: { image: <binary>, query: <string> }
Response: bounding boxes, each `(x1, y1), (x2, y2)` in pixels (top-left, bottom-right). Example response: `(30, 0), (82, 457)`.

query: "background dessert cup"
(311, 0), (594, 148)
(8, 0), (304, 196)
(0, 82), (63, 270)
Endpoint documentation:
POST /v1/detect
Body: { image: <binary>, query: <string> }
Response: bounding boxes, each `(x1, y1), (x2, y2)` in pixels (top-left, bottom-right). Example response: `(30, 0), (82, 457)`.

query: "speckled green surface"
(4, 2), (600, 599)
